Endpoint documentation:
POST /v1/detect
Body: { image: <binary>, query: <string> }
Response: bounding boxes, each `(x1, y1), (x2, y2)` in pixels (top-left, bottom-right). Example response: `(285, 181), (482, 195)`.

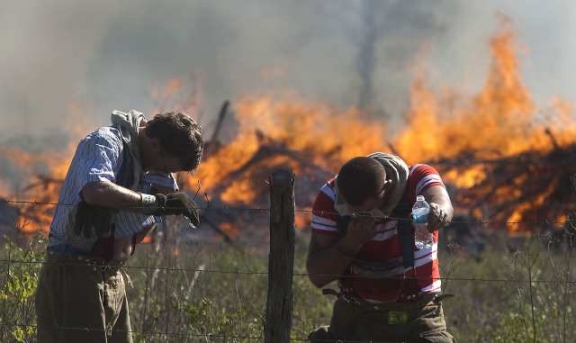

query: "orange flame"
(2, 17), (575, 236)
(183, 97), (388, 205)
(0, 148), (74, 234)
(180, 16), (576, 233)
(396, 16), (542, 164)
(0, 103), (92, 234)
(395, 16), (575, 231)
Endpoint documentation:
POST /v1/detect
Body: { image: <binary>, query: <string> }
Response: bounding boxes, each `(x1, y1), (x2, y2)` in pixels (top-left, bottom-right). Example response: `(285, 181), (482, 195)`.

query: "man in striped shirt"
(307, 152), (455, 342)
(35, 110), (203, 343)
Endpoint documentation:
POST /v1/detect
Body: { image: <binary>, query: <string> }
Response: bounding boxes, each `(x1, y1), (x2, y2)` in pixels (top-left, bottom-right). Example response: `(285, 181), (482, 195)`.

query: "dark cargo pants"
(308, 296), (455, 343)
(35, 253), (133, 343)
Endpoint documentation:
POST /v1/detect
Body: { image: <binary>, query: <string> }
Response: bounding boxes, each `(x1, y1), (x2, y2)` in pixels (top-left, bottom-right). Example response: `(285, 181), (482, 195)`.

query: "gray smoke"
(1, 0), (574, 142)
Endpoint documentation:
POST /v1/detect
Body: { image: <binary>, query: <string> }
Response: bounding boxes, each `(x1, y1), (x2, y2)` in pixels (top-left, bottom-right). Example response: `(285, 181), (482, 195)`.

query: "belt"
(48, 244), (92, 256)
(47, 244), (117, 265)
(324, 288), (442, 308)
(45, 249), (125, 272)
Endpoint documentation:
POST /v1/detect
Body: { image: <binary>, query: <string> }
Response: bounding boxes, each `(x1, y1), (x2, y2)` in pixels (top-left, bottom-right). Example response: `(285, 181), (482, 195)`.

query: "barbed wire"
(0, 212), (574, 341)
(1, 196), (574, 285)
(1, 198), (573, 226)
(3, 198), (270, 213)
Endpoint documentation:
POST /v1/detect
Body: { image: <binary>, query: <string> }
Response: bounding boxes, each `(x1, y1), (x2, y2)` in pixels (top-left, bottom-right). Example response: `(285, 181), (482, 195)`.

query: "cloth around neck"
(110, 109), (145, 190)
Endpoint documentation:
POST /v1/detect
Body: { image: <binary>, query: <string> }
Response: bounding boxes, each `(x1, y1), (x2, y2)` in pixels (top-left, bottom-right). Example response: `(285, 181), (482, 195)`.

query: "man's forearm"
(81, 181), (147, 211)
(424, 186), (454, 224)
(306, 240), (362, 288)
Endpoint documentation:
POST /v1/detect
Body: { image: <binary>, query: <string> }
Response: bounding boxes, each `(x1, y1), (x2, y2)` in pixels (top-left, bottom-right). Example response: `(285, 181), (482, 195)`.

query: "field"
(0, 230), (574, 343)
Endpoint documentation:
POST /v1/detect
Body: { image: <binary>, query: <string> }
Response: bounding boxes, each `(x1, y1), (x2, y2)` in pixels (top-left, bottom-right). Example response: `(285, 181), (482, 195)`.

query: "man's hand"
(340, 214), (377, 252)
(153, 192), (200, 226)
(428, 202), (452, 232)
(306, 215), (375, 288)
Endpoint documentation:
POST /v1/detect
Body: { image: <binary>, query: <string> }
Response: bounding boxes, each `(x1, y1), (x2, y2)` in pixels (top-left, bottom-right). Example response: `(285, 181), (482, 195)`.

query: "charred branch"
(203, 100), (230, 158)
(199, 215), (234, 244)
(208, 130), (330, 203)
(431, 144), (576, 231)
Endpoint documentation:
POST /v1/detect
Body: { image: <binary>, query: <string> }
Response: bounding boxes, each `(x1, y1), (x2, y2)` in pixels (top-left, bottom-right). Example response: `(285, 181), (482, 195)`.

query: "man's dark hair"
(146, 112), (203, 171)
(336, 156), (387, 206)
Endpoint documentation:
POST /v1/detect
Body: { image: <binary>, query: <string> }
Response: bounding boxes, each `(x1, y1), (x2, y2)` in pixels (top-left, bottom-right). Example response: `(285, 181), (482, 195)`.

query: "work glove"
(74, 201), (115, 239)
(153, 192), (200, 226)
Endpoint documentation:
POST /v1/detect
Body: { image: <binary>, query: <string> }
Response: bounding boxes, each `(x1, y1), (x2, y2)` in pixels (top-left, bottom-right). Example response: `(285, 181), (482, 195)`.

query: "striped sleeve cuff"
(311, 215), (338, 233)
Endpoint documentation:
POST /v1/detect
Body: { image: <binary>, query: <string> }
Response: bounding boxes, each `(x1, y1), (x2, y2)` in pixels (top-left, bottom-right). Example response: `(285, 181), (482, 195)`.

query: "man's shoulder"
(312, 178), (338, 216)
(408, 164), (443, 182)
(409, 163), (439, 175)
(84, 126), (123, 146)
(406, 163), (444, 195)
(314, 179), (337, 206)
(318, 179), (336, 197)
(94, 126), (122, 138)
(73, 127), (125, 161)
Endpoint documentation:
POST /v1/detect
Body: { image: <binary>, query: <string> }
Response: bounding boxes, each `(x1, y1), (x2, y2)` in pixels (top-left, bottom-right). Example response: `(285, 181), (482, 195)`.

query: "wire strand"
(1, 198), (572, 225)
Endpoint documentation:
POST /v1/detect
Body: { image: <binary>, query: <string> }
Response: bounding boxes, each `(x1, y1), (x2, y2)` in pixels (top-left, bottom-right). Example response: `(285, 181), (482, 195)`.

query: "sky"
(1, 0), (575, 143)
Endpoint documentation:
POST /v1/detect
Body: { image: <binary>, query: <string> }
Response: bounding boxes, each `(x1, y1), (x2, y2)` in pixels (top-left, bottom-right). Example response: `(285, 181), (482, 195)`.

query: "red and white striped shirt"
(311, 163), (445, 302)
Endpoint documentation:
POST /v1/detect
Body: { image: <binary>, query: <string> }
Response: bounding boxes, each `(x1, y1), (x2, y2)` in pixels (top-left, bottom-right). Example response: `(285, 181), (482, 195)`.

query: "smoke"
(0, 1), (122, 137)
(1, 0), (574, 142)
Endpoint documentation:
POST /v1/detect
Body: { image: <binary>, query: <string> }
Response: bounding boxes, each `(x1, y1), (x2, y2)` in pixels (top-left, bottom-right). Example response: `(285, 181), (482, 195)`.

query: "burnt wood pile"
(2, 104), (574, 250)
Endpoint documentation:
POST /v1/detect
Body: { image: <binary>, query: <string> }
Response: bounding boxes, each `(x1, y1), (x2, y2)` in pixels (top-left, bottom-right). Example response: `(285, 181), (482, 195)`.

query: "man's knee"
(307, 325), (335, 343)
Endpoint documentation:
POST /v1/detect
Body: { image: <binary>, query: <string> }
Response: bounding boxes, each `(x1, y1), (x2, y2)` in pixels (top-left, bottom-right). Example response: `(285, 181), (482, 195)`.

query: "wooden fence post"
(265, 168), (295, 343)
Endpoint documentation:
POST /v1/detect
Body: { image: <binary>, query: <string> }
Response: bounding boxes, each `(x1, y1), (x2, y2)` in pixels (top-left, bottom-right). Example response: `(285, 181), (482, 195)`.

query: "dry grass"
(0, 230), (574, 342)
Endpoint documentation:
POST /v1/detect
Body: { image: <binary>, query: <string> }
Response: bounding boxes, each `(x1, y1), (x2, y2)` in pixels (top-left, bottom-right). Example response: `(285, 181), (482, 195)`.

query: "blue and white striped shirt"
(49, 126), (177, 247)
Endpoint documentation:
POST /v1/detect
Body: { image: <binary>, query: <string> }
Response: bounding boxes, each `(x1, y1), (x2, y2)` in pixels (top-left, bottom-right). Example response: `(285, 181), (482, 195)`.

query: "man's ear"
(149, 137), (162, 152)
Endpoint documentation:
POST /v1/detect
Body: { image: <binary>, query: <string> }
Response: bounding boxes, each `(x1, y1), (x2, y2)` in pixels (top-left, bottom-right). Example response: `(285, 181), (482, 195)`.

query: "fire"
(0, 148), (73, 234)
(219, 222), (240, 240)
(396, 16), (542, 164)
(393, 17), (575, 231)
(0, 103), (91, 234)
(443, 167), (486, 189)
(182, 17), (575, 234)
(183, 97), (388, 204)
(1, 16), (575, 237)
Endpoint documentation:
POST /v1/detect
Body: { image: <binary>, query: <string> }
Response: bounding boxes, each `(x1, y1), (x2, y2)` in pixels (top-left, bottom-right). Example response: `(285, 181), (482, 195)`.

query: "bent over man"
(307, 152), (455, 343)
(35, 110), (203, 343)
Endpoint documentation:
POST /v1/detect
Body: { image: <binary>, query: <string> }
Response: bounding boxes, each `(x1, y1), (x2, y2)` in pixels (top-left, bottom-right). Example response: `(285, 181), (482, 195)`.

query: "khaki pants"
(308, 297), (455, 343)
(35, 253), (133, 343)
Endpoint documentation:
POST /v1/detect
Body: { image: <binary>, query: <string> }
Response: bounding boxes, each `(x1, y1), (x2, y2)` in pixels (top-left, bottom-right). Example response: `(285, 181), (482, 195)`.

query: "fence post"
(265, 168), (295, 343)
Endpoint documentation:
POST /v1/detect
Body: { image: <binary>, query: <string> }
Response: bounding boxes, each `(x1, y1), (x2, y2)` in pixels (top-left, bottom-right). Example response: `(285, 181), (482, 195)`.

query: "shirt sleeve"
(407, 164), (445, 199)
(68, 127), (123, 192)
(311, 180), (339, 235)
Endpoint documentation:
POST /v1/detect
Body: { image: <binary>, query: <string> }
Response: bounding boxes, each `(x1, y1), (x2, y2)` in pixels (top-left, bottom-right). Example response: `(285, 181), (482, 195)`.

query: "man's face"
(153, 151), (184, 173)
(146, 138), (185, 173)
(347, 186), (387, 214)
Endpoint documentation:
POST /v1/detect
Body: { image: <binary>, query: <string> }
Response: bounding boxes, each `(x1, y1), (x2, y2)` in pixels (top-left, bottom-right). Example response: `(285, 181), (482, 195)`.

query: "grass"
(0, 230), (574, 342)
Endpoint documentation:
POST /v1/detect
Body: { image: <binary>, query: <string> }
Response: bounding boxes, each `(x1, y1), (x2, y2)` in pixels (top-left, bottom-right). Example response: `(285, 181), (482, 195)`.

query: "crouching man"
(306, 152), (455, 343)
